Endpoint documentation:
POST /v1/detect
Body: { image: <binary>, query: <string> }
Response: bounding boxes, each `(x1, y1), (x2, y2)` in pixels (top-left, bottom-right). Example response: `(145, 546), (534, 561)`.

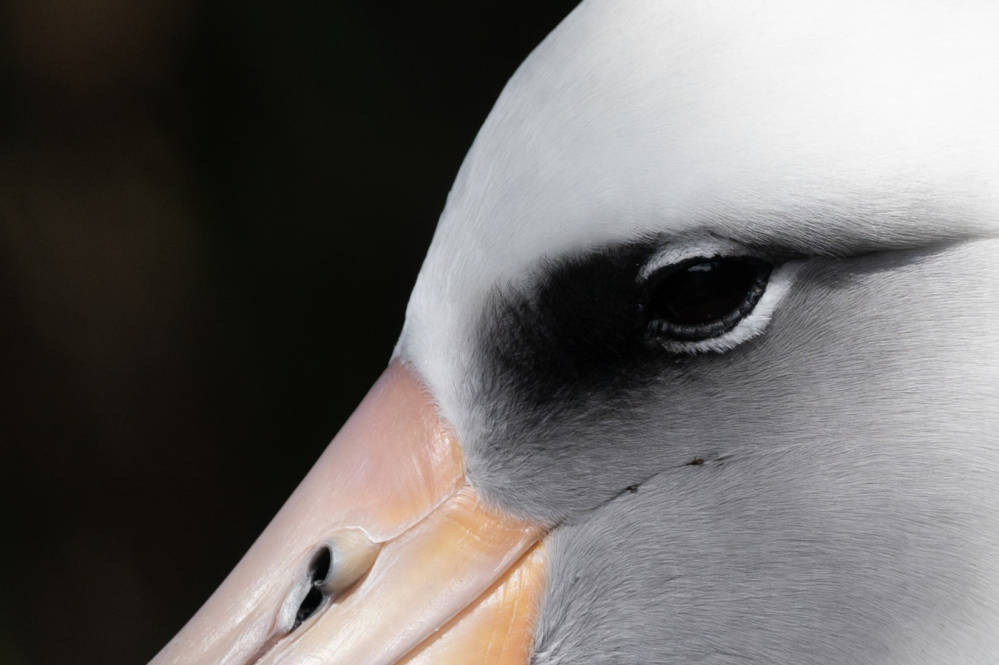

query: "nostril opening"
(308, 545), (332, 584)
(281, 534), (377, 635)
(286, 546), (334, 633)
(292, 586), (324, 631)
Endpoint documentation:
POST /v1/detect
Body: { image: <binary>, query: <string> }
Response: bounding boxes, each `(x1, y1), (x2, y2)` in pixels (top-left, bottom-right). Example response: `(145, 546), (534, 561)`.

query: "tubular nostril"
(317, 528), (380, 597)
(292, 586), (325, 631)
(308, 545), (332, 585)
(289, 545), (333, 632)
(278, 530), (381, 636)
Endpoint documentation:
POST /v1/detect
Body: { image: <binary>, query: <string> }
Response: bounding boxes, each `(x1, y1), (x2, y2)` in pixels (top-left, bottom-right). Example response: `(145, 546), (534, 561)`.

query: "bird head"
(151, 1), (999, 663)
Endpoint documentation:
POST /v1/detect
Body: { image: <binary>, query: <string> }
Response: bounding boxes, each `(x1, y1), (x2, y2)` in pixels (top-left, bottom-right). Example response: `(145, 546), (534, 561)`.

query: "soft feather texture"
(398, 0), (999, 434)
(529, 242), (999, 663)
(393, 0), (999, 662)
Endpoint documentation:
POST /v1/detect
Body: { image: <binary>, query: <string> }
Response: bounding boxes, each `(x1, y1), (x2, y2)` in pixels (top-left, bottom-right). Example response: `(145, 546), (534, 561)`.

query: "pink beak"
(149, 361), (548, 665)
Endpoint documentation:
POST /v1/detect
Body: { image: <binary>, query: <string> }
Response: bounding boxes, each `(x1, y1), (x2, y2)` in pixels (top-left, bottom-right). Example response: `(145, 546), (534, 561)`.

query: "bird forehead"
(442, 0), (999, 256)
(399, 0), (999, 427)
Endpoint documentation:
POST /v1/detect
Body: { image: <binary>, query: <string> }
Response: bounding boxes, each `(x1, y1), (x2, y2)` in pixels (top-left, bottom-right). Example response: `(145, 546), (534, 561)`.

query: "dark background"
(0, 3), (578, 663)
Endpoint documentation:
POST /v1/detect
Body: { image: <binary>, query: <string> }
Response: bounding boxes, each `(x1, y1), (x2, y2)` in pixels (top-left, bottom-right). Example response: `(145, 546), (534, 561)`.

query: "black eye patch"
(475, 239), (786, 418)
(478, 241), (660, 410)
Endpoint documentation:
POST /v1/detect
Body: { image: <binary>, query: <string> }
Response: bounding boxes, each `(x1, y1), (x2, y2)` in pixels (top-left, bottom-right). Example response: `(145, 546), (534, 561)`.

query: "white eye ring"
(640, 236), (804, 355)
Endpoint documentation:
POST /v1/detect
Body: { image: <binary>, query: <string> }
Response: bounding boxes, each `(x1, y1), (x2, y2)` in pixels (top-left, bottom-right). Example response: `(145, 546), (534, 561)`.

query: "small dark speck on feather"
(687, 457), (705, 466)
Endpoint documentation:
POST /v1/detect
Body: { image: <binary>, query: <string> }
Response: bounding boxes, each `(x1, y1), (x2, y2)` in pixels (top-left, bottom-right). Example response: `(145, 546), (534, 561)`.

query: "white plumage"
(394, 1), (999, 662)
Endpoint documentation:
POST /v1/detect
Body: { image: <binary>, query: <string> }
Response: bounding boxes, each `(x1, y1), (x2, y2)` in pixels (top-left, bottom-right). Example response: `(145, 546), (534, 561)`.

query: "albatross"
(150, 1), (999, 663)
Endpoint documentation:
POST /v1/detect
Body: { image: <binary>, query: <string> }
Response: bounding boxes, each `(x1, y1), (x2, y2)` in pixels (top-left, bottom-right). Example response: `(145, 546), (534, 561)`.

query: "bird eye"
(643, 256), (772, 343)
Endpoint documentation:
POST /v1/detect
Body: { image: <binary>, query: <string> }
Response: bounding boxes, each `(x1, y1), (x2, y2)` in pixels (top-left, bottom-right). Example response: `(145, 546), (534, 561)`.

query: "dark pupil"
(648, 257), (767, 328)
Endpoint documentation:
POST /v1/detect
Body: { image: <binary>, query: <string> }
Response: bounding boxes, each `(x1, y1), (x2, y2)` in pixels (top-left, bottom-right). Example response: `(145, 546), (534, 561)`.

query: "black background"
(1, 2), (578, 663)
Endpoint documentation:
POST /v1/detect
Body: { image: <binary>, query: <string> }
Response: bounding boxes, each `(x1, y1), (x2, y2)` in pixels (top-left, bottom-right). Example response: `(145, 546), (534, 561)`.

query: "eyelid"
(639, 234), (810, 284)
(639, 236), (758, 282)
(644, 259), (806, 355)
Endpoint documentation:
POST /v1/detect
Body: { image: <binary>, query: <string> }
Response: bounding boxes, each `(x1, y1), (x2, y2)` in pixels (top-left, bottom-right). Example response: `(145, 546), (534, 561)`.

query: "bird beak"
(149, 360), (547, 665)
